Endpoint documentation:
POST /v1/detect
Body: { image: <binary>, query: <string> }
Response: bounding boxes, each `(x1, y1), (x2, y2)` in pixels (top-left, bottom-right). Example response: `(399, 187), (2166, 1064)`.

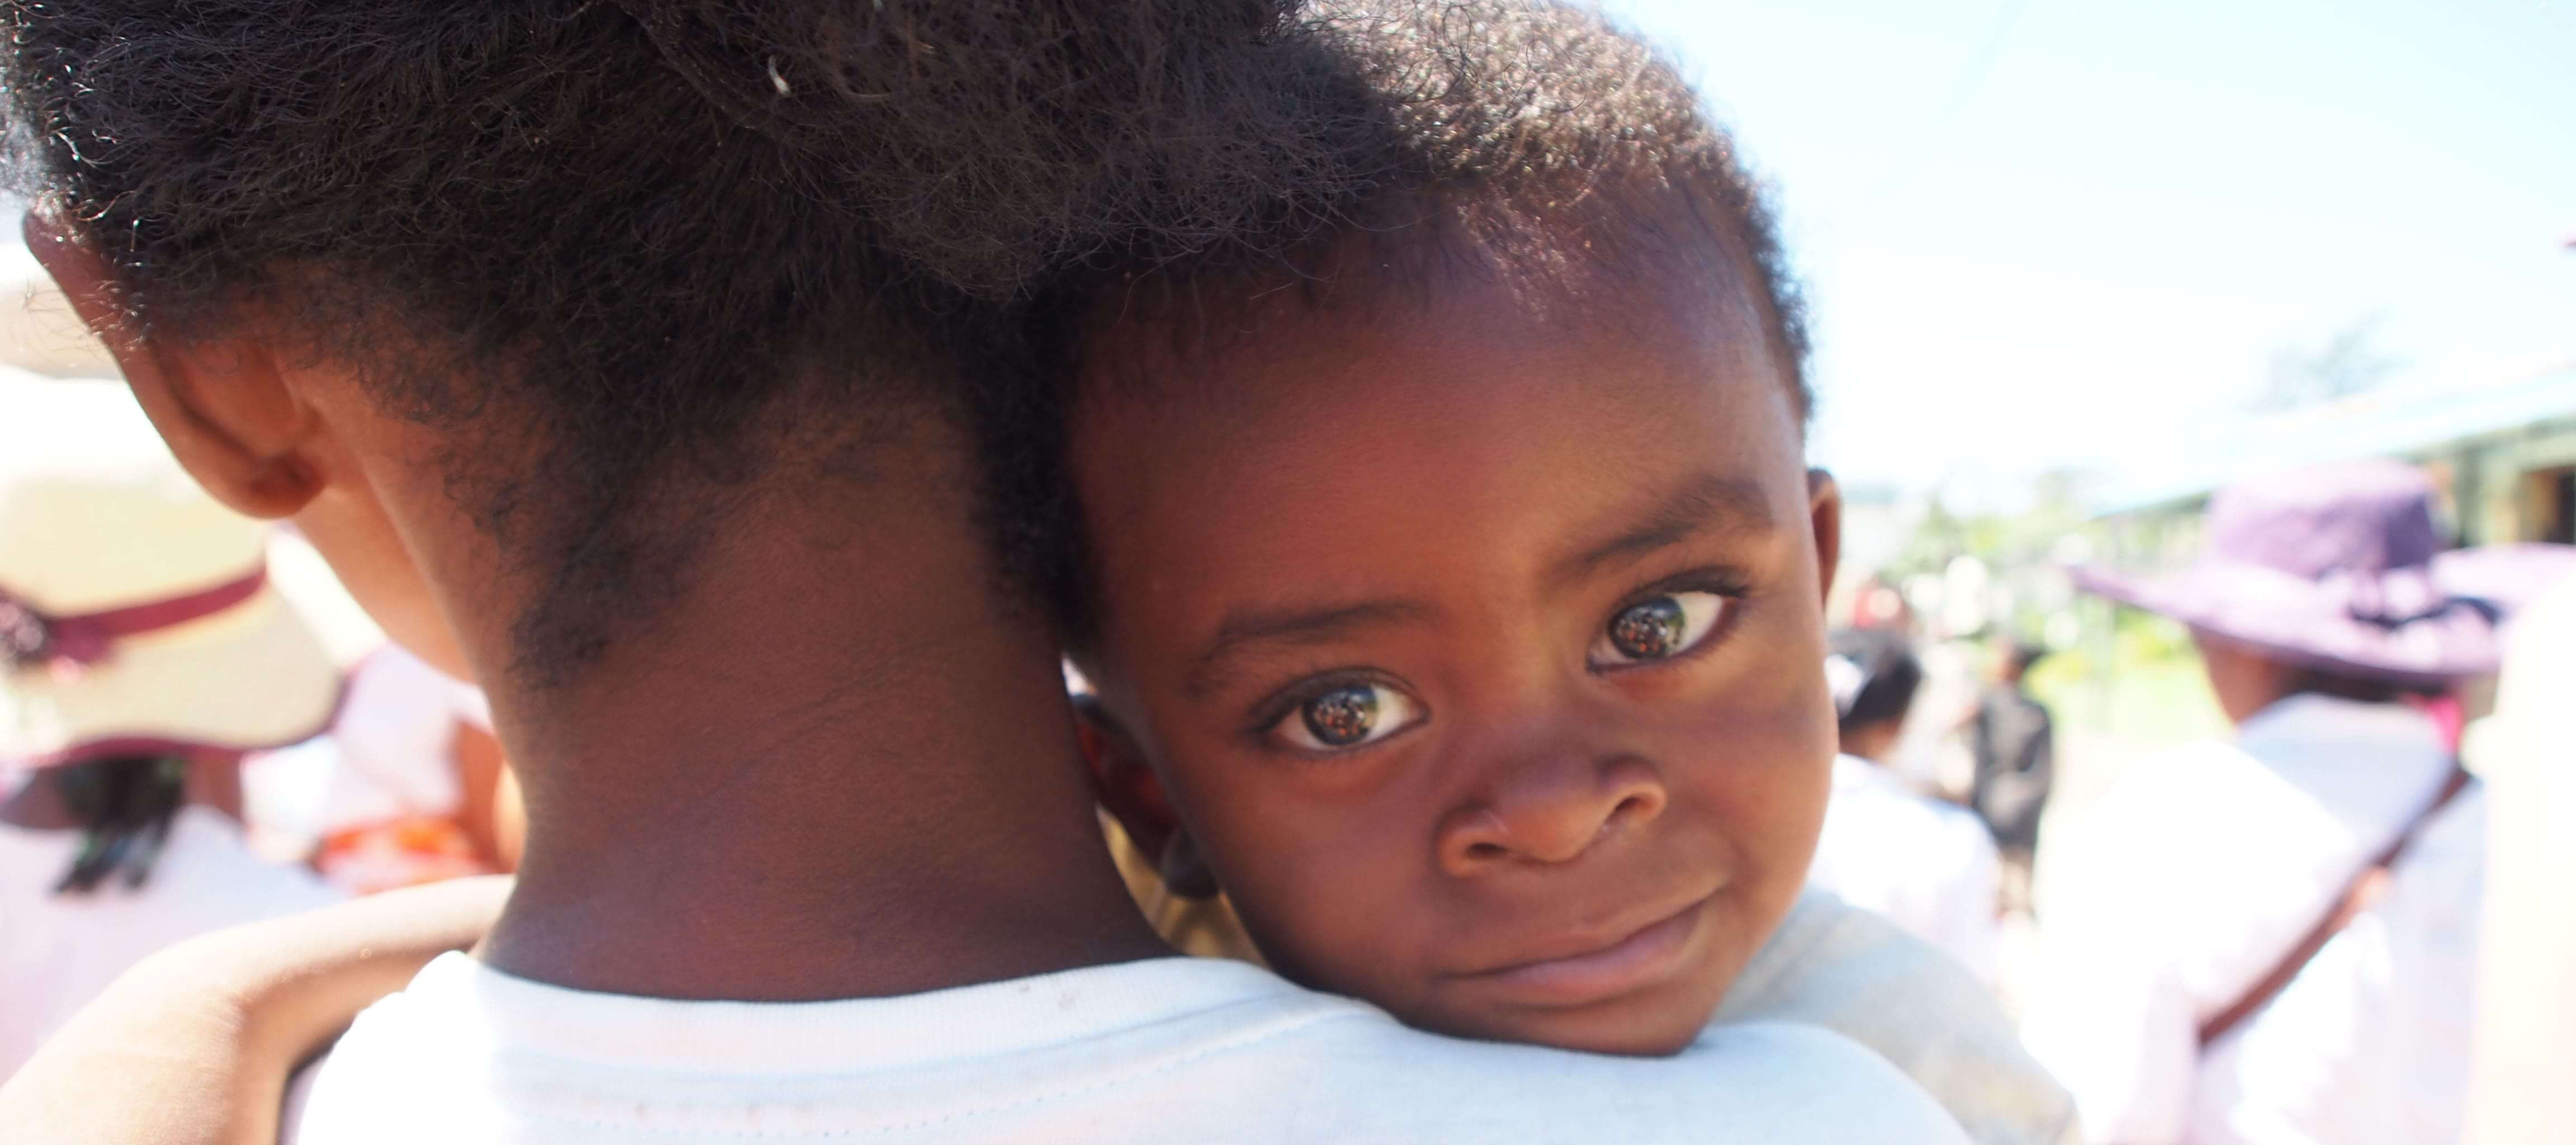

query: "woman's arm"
(0, 876), (511, 1145)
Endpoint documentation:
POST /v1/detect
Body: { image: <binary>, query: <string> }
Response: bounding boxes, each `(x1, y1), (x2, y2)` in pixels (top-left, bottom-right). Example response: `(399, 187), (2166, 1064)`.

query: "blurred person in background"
(1968, 641), (2054, 914)
(2030, 460), (2520, 1144)
(1809, 627), (2002, 985)
(0, 376), (343, 1077)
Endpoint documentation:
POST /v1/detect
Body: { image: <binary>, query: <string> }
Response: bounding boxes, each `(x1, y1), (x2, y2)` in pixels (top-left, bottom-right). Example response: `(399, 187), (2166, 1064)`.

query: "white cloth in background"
(2464, 575), (2576, 1145)
(290, 951), (1972, 1144)
(1720, 890), (2078, 1145)
(2022, 695), (2483, 1145)
(0, 807), (342, 1078)
(1807, 754), (2002, 984)
(315, 648), (488, 834)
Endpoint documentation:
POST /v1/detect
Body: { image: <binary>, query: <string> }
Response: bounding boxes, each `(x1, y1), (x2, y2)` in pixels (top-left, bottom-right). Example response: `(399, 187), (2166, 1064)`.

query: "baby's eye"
(1590, 591), (1730, 667)
(1272, 682), (1423, 753)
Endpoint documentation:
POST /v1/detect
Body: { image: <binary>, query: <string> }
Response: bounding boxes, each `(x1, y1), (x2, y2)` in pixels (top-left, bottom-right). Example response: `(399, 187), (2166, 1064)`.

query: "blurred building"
(2091, 364), (2576, 550)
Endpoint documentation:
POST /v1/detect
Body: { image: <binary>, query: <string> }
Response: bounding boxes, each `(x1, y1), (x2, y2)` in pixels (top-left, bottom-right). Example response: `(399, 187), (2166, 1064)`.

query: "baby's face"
(1070, 272), (1839, 1055)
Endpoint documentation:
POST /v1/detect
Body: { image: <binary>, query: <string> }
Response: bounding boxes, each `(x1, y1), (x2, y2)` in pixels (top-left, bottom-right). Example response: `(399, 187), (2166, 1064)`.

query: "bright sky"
(1604, 0), (2576, 499)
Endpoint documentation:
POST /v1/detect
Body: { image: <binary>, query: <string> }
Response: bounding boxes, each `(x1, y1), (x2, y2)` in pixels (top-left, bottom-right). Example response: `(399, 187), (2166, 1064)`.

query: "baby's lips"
(1439, 891), (1716, 1006)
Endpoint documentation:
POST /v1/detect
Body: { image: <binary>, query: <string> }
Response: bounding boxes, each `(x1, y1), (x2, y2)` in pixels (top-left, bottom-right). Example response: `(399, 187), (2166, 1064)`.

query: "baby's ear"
(1807, 468), (1843, 608)
(1072, 697), (1221, 900)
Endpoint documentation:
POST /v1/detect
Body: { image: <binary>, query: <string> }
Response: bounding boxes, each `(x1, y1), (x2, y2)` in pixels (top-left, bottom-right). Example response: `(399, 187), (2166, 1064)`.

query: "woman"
(0, 374), (344, 1077)
(2026, 460), (2513, 1144)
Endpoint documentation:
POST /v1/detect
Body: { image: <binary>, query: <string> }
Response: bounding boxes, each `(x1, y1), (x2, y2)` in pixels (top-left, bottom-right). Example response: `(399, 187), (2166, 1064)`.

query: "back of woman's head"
(2, 1), (1384, 679)
(1826, 628), (1923, 740)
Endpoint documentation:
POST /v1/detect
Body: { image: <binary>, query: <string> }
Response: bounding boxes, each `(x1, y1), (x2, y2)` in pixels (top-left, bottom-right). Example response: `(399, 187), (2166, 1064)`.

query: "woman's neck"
(477, 494), (1168, 1001)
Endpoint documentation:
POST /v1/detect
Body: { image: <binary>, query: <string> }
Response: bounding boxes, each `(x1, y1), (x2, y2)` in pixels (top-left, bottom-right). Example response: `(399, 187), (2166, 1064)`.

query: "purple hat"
(2072, 461), (2576, 685)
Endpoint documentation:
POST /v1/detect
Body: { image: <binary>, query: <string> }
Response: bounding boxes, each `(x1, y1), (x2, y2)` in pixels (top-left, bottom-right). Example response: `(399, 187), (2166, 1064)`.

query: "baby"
(1056, 3), (1845, 1053)
(1050, 3), (2066, 1133)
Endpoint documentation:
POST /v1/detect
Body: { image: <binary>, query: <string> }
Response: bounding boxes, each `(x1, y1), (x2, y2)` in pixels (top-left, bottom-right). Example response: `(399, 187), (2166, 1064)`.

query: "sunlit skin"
(2192, 631), (2299, 725)
(33, 210), (1169, 1002)
(1071, 259), (1842, 1055)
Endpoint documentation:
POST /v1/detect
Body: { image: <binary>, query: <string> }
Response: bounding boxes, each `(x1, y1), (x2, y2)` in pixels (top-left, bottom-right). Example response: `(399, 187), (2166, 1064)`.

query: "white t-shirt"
(1723, 891), (2076, 1145)
(290, 950), (1972, 1144)
(1806, 755), (2002, 985)
(0, 806), (343, 1078)
(2021, 695), (2483, 1145)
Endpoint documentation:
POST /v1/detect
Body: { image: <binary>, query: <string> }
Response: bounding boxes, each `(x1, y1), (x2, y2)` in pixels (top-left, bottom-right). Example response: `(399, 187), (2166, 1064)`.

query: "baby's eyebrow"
(1550, 472), (1775, 588)
(1185, 599), (1434, 700)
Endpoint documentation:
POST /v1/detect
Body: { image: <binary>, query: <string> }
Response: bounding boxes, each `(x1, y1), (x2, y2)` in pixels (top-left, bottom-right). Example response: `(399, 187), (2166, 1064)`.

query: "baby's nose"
(1435, 755), (1667, 876)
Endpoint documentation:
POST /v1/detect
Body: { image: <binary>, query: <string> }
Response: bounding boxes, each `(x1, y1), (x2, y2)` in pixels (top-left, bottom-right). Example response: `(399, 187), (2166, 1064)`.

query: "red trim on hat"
(3, 566), (270, 670)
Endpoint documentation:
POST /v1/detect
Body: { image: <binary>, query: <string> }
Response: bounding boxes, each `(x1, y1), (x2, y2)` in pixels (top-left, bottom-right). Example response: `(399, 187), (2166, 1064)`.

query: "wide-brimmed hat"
(1, 372), (342, 770)
(2071, 460), (2576, 685)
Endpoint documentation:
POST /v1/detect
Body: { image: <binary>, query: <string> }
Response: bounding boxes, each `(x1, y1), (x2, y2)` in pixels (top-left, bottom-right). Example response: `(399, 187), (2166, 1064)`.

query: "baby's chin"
(1393, 982), (1728, 1058)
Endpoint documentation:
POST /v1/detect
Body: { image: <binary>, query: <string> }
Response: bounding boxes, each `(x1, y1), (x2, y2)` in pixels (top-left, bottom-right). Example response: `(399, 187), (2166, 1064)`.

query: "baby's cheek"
(1206, 804), (1423, 988)
(1669, 687), (1835, 885)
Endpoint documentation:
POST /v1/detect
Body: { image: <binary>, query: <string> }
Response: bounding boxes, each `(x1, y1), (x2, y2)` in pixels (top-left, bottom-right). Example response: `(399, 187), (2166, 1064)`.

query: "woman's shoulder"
(1718, 892), (2077, 1145)
(1283, 1012), (1972, 1142)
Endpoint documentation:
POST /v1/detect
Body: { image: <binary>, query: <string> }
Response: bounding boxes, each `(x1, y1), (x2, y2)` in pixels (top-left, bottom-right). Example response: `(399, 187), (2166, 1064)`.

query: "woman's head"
(3, 0), (1382, 689)
(1060, 2), (1837, 1055)
(2073, 460), (2515, 721)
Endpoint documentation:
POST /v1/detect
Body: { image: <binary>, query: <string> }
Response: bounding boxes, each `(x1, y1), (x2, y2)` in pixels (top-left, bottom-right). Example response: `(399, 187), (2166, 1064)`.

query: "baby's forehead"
(1072, 235), (1782, 443)
(1067, 278), (1803, 582)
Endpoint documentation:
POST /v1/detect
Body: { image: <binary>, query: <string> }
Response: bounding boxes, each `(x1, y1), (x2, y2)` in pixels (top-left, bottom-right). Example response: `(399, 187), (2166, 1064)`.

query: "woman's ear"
(1807, 468), (1844, 608)
(1073, 696), (1220, 900)
(23, 210), (324, 520)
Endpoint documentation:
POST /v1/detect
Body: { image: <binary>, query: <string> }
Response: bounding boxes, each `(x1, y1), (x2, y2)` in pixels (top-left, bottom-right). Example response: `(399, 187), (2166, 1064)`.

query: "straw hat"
(2072, 460), (2576, 685)
(1, 372), (341, 769)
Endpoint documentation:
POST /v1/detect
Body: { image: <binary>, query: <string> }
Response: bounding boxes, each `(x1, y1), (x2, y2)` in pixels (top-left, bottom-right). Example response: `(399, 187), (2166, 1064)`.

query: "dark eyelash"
(1611, 566), (1754, 615)
(1240, 668), (1402, 741)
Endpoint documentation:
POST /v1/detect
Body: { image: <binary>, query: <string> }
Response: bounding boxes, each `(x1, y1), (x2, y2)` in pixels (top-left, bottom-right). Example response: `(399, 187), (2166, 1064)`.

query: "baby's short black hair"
(1035, 0), (1812, 651)
(1, 0), (1381, 683)
(1060, 1), (1808, 401)
(1348, 0), (1808, 406)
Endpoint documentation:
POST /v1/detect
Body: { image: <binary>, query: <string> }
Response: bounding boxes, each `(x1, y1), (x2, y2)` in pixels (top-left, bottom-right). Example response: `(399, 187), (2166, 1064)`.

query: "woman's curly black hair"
(0, 0), (1385, 682)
